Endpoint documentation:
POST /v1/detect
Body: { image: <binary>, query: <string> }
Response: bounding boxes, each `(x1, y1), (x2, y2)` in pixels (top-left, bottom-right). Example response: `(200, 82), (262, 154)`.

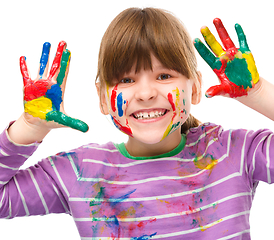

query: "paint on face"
(39, 42), (51, 79)
(117, 92), (124, 117)
(162, 88), (186, 140)
(111, 84), (118, 112)
(111, 116), (133, 137)
(168, 92), (175, 111)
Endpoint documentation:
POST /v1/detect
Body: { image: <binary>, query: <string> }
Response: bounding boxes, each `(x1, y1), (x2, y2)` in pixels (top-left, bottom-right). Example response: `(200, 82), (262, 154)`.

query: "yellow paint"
(118, 206), (136, 218)
(161, 88), (180, 140)
(242, 52), (259, 84)
(200, 218), (223, 232)
(162, 121), (173, 140)
(201, 27), (226, 57)
(194, 155), (218, 177)
(173, 87), (180, 109)
(24, 97), (52, 119)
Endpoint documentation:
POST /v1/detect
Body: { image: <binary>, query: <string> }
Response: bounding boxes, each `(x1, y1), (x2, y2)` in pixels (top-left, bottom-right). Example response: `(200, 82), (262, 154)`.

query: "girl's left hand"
(194, 18), (259, 98)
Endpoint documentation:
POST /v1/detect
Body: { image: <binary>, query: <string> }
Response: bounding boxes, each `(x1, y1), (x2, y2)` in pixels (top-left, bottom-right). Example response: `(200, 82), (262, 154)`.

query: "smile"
(132, 109), (168, 120)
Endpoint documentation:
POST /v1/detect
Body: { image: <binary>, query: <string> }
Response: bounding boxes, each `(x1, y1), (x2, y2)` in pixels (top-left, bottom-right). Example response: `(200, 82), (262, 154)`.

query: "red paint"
(112, 116), (133, 137)
(207, 59), (248, 98)
(137, 218), (157, 228)
(111, 84), (118, 112)
(48, 41), (66, 80)
(19, 56), (29, 85)
(167, 93), (175, 111)
(20, 56), (49, 101)
(213, 18), (237, 57)
(24, 79), (49, 101)
(20, 42), (67, 101)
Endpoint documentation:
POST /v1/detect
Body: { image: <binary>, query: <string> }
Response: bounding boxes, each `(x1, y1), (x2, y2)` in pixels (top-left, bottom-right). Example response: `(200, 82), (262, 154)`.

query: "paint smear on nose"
(111, 84), (118, 112)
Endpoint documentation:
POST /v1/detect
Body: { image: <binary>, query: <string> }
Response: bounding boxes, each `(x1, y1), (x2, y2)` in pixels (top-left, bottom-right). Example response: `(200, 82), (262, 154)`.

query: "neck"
(125, 129), (182, 157)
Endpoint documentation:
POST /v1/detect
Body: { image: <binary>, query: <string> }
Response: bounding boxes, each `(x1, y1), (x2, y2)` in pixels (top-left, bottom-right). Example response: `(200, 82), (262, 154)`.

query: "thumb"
(46, 111), (89, 132)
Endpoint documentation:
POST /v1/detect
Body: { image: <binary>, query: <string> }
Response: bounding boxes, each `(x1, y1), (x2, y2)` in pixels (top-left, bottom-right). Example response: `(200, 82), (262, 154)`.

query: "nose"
(134, 79), (158, 102)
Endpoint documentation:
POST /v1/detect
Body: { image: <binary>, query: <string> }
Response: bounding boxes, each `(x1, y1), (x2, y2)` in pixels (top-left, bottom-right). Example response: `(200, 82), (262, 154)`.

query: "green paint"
(90, 187), (105, 206)
(56, 50), (70, 86)
(194, 38), (222, 70)
(225, 58), (252, 89)
(192, 219), (198, 226)
(170, 121), (181, 133)
(46, 111), (89, 132)
(183, 99), (185, 106)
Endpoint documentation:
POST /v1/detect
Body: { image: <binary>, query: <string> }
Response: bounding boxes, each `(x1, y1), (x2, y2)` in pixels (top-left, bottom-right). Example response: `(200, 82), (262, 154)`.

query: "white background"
(0, 0), (273, 239)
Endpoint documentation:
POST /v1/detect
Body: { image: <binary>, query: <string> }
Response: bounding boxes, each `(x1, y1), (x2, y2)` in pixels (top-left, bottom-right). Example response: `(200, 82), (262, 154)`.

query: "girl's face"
(99, 55), (200, 146)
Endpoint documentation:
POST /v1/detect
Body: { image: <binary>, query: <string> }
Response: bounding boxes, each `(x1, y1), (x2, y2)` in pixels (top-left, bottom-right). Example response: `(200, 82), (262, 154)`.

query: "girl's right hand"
(21, 41), (89, 133)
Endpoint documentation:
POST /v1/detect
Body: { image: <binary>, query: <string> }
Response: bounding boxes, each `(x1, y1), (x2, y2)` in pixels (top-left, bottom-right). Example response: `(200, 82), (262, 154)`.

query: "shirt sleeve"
(245, 129), (274, 185)
(227, 127), (274, 187)
(0, 127), (73, 219)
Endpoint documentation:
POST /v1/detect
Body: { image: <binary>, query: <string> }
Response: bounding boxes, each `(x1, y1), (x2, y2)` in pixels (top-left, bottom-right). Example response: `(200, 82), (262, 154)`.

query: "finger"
(20, 56), (30, 85)
(235, 23), (250, 52)
(56, 49), (71, 86)
(38, 42), (51, 79)
(213, 18), (236, 51)
(200, 27), (225, 57)
(48, 41), (67, 80)
(46, 111), (89, 132)
(194, 38), (220, 70)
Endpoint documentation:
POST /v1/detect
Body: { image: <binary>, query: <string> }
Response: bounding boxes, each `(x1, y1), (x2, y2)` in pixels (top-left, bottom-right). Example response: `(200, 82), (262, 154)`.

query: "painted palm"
(20, 41), (89, 132)
(194, 18), (259, 98)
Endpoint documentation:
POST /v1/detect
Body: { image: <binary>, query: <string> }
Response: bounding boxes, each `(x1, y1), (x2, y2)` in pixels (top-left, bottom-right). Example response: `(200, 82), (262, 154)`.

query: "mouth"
(131, 109), (169, 120)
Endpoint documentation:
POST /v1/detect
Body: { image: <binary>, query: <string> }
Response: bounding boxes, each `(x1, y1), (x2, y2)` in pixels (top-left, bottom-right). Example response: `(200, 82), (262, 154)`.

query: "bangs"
(97, 8), (198, 86)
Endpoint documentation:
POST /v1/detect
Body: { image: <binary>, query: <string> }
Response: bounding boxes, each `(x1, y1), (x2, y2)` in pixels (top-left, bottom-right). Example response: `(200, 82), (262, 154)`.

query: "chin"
(130, 132), (169, 145)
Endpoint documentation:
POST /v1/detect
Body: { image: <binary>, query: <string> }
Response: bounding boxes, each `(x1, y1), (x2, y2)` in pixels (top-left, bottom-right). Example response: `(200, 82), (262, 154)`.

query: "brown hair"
(96, 7), (201, 133)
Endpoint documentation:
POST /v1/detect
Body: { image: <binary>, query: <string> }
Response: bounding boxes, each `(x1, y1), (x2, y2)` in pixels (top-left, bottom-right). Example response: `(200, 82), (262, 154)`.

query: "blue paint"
(46, 84), (63, 111)
(39, 42), (51, 78)
(131, 232), (157, 240)
(110, 189), (136, 207)
(111, 115), (118, 128)
(117, 92), (124, 117)
(105, 215), (120, 237)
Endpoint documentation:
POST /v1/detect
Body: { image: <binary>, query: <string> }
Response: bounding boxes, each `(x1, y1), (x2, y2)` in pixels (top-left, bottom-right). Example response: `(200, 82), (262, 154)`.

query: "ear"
(191, 71), (202, 105)
(96, 82), (109, 115)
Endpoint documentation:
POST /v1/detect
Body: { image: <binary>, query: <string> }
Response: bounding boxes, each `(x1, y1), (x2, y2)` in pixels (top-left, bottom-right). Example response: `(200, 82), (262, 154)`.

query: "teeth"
(133, 110), (166, 120)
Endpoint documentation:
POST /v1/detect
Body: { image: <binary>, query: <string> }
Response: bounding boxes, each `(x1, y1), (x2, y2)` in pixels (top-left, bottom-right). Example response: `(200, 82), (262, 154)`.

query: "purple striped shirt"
(0, 123), (273, 239)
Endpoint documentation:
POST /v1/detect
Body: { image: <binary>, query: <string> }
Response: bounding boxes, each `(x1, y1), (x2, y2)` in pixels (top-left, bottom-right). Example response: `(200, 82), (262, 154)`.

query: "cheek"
(168, 87), (190, 118)
(107, 85), (133, 137)
(109, 85), (128, 117)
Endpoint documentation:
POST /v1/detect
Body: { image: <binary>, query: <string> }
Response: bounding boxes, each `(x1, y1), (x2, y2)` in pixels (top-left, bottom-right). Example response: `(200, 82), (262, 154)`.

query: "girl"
(1, 7), (274, 239)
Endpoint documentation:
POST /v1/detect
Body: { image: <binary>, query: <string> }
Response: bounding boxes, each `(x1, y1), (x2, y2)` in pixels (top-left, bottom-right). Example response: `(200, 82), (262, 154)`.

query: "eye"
(157, 74), (171, 80)
(120, 78), (134, 84)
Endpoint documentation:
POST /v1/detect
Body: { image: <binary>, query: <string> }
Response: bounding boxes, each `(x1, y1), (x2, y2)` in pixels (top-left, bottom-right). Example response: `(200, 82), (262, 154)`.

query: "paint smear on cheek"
(111, 116), (133, 137)
(117, 92), (124, 117)
(111, 84), (118, 112)
(168, 93), (176, 112)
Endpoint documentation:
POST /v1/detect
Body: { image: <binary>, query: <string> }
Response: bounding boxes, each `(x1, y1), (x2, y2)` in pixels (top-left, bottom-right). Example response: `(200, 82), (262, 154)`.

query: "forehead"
(99, 8), (196, 87)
